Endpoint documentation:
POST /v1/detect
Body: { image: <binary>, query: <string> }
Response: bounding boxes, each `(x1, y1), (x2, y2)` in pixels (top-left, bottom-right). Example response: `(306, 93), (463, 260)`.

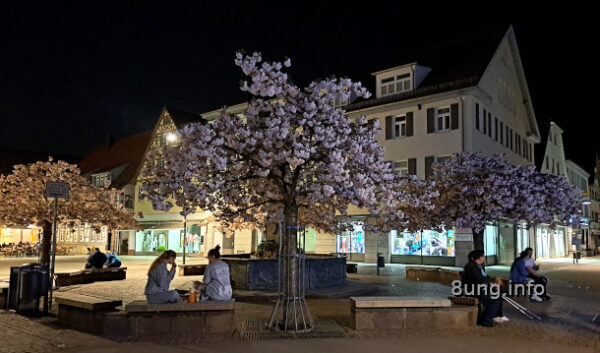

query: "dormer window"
(380, 73), (412, 97)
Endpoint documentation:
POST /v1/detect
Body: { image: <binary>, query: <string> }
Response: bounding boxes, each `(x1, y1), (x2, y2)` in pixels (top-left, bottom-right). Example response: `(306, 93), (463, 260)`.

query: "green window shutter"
(451, 103), (459, 130)
(408, 158), (417, 175)
(385, 116), (393, 139)
(425, 156), (434, 179)
(427, 108), (435, 133)
(406, 112), (414, 136)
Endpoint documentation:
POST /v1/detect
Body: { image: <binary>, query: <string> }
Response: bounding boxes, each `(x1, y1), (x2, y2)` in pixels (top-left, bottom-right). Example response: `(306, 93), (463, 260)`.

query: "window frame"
(435, 107), (451, 132)
(393, 115), (407, 138)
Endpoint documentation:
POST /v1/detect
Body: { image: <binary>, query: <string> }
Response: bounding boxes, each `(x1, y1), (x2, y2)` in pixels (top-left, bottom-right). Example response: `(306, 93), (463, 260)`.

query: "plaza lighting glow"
(166, 133), (177, 142)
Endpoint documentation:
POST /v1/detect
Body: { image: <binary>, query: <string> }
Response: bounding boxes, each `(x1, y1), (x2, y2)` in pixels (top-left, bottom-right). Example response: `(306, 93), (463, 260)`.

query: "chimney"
(106, 134), (116, 148)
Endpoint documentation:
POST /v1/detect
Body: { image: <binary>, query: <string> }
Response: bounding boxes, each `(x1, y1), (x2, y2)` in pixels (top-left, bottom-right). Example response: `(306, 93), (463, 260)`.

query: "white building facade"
(322, 25), (542, 266)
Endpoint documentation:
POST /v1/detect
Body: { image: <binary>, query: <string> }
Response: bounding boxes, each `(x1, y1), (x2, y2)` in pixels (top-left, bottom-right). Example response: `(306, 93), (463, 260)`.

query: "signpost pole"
(44, 181), (69, 313)
(48, 197), (58, 311)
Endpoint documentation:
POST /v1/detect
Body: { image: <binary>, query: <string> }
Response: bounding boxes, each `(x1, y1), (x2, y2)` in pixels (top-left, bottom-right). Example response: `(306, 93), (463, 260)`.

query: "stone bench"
(56, 293), (123, 335)
(57, 296), (235, 342)
(405, 266), (461, 285)
(350, 296), (477, 331)
(178, 264), (207, 276)
(55, 267), (127, 287)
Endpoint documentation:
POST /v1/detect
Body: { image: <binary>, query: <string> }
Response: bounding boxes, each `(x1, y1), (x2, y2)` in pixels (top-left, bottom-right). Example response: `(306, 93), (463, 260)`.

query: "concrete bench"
(178, 264), (207, 276)
(56, 293), (123, 335)
(350, 296), (477, 331)
(55, 267), (127, 287)
(405, 266), (461, 285)
(56, 296), (236, 341)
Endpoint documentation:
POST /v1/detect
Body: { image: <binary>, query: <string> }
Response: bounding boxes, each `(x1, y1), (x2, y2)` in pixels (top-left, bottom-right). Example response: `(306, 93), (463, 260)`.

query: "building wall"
(540, 123), (567, 176)
(471, 34), (536, 167)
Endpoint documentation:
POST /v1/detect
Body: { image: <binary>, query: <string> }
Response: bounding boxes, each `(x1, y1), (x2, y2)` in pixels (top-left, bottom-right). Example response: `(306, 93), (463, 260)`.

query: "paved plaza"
(0, 255), (599, 352)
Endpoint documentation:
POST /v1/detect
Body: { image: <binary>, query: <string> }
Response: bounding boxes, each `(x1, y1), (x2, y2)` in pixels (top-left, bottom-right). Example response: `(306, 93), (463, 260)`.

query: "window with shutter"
(435, 107), (451, 132)
(500, 121), (504, 144)
(487, 113), (492, 138)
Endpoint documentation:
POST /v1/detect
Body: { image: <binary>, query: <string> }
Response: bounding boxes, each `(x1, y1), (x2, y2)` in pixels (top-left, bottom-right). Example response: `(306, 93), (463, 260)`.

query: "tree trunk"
(472, 228), (484, 252)
(39, 220), (52, 266)
(268, 202), (314, 332)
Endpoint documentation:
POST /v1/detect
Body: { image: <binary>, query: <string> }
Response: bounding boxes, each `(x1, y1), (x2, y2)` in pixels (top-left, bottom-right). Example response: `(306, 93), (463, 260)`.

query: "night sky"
(1, 1), (599, 173)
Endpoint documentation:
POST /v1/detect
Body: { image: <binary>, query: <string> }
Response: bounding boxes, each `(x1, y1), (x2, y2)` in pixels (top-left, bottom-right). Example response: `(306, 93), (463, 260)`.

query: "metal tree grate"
(240, 319), (347, 341)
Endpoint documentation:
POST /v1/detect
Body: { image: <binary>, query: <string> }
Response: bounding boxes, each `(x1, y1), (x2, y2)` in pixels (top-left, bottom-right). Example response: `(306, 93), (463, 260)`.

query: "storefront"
(0, 226), (41, 244)
(335, 222), (366, 262)
(536, 225), (568, 258)
(389, 228), (455, 266)
(135, 223), (204, 255)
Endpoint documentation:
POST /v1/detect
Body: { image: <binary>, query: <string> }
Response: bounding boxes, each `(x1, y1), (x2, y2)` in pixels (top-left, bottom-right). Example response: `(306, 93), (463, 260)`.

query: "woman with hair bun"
(145, 250), (180, 304)
(193, 245), (232, 301)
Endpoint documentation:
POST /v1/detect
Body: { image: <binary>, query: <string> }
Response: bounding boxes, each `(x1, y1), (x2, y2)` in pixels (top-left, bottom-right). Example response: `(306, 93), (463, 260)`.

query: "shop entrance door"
(553, 228), (566, 257)
(497, 223), (515, 265)
(536, 228), (550, 258)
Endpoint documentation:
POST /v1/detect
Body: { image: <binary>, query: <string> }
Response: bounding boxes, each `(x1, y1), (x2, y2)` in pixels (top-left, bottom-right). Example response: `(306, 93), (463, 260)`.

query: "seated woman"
(145, 250), (180, 304)
(193, 245), (232, 301)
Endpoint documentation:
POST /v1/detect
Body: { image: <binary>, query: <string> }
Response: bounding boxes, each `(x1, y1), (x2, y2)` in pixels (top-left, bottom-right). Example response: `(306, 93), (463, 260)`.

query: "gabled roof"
(78, 131), (153, 188)
(165, 106), (207, 128)
(346, 24), (510, 111)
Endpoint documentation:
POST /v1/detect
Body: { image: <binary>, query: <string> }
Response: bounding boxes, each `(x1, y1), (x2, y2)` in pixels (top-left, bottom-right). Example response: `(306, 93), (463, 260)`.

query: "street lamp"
(166, 133), (177, 142)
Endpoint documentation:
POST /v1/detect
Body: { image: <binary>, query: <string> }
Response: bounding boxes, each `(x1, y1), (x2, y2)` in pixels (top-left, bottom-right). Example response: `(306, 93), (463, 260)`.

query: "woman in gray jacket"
(145, 250), (180, 304)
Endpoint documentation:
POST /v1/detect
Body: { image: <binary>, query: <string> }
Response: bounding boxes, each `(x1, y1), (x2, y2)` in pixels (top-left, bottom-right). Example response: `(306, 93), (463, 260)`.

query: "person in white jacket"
(194, 245), (232, 301)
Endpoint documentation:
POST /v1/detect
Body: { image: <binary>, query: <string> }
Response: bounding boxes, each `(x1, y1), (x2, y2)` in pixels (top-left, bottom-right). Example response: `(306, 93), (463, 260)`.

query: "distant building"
(75, 131), (153, 254)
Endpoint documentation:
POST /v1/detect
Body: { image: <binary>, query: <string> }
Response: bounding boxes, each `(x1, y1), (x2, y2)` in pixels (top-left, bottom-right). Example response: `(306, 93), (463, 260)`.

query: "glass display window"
(484, 224), (498, 256)
(390, 229), (454, 256)
(336, 222), (365, 254)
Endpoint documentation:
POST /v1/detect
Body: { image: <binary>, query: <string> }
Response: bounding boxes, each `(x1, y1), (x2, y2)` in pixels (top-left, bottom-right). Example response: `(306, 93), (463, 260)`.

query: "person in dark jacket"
(462, 249), (506, 327)
(85, 248), (107, 269)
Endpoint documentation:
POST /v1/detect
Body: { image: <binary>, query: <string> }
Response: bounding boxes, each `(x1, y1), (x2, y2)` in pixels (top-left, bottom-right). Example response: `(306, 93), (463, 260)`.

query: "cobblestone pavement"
(0, 310), (111, 353)
(1, 255), (599, 352)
